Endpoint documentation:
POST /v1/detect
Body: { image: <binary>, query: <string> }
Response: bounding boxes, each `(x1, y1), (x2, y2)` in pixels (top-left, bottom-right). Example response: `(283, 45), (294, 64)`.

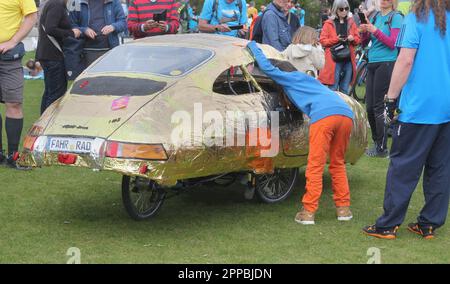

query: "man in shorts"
(0, 0), (38, 168)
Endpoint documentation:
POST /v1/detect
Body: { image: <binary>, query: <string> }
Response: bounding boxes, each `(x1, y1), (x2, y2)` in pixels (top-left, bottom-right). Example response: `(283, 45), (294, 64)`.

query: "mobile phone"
(153, 10), (167, 22)
(358, 12), (367, 24)
(229, 25), (244, 30)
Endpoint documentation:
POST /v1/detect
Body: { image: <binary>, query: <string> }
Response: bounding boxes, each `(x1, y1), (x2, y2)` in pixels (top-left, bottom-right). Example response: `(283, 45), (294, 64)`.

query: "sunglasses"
(338, 7), (350, 12)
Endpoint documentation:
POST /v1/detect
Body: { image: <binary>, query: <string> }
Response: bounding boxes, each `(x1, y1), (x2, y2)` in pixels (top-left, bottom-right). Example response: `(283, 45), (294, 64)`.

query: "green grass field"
(1, 54), (449, 264)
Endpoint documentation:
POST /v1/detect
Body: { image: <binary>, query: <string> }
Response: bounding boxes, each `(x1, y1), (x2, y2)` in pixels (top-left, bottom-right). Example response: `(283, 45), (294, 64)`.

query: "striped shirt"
(128, 0), (180, 39)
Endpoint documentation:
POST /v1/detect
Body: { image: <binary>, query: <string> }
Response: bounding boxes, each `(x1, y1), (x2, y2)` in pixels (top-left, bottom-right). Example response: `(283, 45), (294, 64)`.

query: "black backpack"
(250, 10), (267, 43)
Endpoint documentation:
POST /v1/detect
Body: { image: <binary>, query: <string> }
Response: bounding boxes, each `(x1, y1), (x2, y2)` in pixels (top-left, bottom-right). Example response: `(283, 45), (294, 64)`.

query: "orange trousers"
(302, 115), (353, 213)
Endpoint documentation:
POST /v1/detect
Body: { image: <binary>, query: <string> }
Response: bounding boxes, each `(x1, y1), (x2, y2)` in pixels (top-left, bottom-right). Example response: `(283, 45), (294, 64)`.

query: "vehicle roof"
(127, 33), (284, 73)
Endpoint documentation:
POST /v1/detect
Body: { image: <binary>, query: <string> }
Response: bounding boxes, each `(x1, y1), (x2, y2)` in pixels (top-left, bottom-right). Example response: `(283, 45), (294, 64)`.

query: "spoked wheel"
(255, 168), (298, 203)
(351, 62), (368, 102)
(122, 176), (166, 220)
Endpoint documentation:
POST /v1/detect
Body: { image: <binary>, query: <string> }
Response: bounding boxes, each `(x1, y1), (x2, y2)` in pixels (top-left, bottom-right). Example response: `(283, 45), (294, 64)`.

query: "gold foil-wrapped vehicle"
(19, 34), (367, 220)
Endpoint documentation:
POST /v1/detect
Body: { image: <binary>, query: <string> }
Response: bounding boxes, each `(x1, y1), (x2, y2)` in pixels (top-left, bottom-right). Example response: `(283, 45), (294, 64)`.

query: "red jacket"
(127, 0), (180, 39)
(318, 18), (360, 86)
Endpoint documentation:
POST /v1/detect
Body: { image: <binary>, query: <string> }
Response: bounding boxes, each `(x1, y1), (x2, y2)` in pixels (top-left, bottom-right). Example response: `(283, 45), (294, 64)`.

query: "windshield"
(87, 45), (214, 77)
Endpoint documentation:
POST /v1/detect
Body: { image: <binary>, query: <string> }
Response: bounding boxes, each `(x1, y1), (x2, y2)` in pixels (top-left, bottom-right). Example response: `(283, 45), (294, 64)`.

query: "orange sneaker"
(407, 223), (435, 239)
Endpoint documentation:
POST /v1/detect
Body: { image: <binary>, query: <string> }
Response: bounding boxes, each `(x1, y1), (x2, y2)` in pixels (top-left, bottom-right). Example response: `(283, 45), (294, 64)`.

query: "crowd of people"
(0, 0), (449, 240)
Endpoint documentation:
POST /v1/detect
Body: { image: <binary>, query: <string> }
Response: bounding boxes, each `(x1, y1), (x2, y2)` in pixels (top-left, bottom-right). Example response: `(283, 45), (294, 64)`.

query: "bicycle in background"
(349, 45), (369, 102)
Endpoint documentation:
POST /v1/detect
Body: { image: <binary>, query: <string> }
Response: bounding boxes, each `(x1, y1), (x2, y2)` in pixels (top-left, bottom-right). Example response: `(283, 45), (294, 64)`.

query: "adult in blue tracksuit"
(246, 41), (354, 225)
(363, 3), (450, 240)
(70, 0), (126, 67)
(261, 1), (292, 51)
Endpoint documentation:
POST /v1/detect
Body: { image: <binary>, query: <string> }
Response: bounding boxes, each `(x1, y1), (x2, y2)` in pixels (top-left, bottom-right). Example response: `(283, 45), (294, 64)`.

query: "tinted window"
(87, 45), (214, 77)
(71, 76), (167, 96)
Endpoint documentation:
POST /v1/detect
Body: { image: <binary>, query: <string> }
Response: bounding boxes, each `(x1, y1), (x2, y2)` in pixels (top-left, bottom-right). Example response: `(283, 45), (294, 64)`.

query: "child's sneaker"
(407, 223), (436, 239)
(295, 208), (315, 225)
(362, 224), (399, 240)
(336, 206), (353, 221)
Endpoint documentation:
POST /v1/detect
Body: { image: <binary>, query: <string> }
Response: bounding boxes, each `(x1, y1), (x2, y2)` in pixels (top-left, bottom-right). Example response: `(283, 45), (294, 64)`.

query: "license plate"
(47, 137), (94, 154)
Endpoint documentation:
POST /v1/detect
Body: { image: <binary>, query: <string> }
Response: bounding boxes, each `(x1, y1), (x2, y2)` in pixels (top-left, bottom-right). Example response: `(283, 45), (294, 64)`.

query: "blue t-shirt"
(188, 6), (198, 32)
(199, 0), (247, 37)
(247, 41), (353, 123)
(395, 11), (450, 124)
(368, 11), (403, 63)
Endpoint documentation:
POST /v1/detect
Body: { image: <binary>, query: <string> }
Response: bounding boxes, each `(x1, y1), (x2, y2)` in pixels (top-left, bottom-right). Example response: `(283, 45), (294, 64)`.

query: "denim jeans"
(330, 60), (352, 94)
(41, 60), (67, 114)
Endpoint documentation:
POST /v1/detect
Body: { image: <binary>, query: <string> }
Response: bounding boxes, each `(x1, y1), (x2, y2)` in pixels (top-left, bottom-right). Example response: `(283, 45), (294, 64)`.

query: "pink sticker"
(111, 96), (130, 110)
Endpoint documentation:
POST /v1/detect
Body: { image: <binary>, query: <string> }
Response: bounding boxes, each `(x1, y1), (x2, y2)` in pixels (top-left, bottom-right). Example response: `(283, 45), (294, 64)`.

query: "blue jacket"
(69, 0), (127, 48)
(261, 3), (291, 51)
(247, 41), (353, 123)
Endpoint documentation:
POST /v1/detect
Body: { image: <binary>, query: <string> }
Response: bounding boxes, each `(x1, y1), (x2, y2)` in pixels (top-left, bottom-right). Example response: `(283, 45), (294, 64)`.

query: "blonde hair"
(292, 26), (319, 45)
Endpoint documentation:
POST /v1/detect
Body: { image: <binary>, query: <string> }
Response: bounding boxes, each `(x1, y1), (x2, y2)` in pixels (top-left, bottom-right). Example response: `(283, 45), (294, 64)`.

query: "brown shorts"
(0, 59), (24, 104)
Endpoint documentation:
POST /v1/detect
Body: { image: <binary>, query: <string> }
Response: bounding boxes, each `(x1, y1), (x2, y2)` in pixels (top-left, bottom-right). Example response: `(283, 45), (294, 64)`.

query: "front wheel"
(255, 168), (298, 203)
(122, 176), (166, 220)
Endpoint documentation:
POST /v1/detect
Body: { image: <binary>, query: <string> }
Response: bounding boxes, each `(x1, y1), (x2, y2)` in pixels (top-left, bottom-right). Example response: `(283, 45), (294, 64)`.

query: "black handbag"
(0, 42), (25, 61)
(330, 42), (351, 62)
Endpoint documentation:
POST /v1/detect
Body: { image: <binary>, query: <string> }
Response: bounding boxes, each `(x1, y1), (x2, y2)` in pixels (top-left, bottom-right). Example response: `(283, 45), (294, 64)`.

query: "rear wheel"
(122, 176), (166, 220)
(351, 62), (368, 102)
(255, 168), (298, 203)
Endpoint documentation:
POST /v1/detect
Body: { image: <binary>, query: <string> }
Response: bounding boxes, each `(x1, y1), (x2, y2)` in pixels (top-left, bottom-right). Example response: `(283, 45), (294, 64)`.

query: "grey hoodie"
(281, 43), (325, 78)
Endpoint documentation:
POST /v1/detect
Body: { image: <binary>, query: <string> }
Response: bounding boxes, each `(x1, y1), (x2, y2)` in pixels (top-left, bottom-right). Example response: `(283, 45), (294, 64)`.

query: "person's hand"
(143, 20), (159, 31)
(84, 27), (97, 39)
(101, 25), (115, 35)
(232, 42), (247, 47)
(384, 96), (399, 125)
(216, 24), (231, 33)
(72, 28), (82, 38)
(238, 28), (247, 37)
(366, 23), (377, 33)
(156, 21), (168, 32)
(359, 24), (368, 33)
(347, 35), (354, 42)
(0, 40), (18, 54)
(338, 35), (347, 42)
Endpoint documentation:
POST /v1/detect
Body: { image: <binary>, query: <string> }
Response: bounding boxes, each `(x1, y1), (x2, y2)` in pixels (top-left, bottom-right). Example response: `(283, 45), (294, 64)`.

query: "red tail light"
(105, 141), (167, 160)
(58, 153), (78, 164)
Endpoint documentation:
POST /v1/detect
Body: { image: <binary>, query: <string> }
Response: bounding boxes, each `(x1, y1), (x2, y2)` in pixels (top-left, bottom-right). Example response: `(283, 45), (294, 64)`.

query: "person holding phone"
(198, 0), (248, 38)
(70, 0), (127, 67)
(359, 0), (403, 158)
(318, 0), (360, 95)
(127, 0), (180, 39)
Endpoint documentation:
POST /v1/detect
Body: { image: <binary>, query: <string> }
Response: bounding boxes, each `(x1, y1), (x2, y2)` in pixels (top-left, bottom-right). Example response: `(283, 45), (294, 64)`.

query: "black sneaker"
(363, 224), (399, 240)
(6, 152), (31, 171)
(407, 223), (436, 239)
